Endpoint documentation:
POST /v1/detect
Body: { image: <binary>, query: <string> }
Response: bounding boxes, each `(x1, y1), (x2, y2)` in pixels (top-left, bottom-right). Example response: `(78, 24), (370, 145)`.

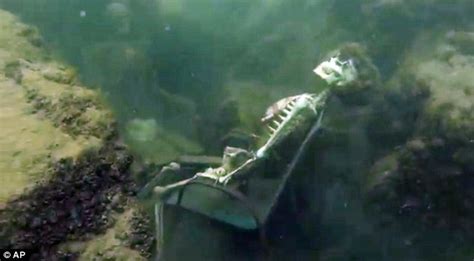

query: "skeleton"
(151, 55), (358, 258)
(194, 54), (358, 185)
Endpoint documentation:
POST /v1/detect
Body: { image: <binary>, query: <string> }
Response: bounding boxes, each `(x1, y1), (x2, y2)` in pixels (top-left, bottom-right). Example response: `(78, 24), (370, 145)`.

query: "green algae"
(0, 10), (46, 62)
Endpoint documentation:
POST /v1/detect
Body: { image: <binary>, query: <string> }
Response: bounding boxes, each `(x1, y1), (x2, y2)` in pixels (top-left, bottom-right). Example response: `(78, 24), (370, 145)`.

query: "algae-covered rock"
(62, 205), (153, 261)
(366, 30), (474, 236)
(20, 64), (115, 140)
(0, 144), (133, 250)
(0, 10), (46, 62)
(388, 30), (474, 144)
(0, 8), (148, 259)
(0, 9), (114, 206)
(0, 73), (84, 204)
(1, 65), (114, 209)
(40, 65), (77, 85)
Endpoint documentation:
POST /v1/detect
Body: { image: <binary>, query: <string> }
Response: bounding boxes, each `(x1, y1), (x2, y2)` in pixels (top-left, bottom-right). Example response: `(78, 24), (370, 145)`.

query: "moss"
(0, 73), (90, 204)
(3, 60), (22, 83)
(15, 24), (43, 48)
(24, 86), (39, 102)
(23, 85), (115, 140)
(41, 66), (77, 85)
(363, 29), (474, 239)
(390, 29), (474, 144)
(0, 10), (45, 61)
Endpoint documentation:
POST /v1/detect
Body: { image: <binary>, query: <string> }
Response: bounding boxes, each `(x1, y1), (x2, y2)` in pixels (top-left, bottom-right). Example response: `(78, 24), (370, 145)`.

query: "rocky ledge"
(0, 9), (153, 260)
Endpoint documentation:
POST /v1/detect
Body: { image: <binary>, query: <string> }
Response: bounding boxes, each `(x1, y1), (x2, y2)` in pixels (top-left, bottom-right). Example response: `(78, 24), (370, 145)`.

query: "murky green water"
(1, 0), (474, 260)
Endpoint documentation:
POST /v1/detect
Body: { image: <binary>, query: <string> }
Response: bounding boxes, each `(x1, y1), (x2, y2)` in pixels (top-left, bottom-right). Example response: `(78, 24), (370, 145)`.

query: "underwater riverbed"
(0, 0), (474, 260)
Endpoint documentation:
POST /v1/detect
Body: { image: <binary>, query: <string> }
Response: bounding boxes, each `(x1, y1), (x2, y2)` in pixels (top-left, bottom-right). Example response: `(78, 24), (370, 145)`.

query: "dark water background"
(1, 0), (474, 260)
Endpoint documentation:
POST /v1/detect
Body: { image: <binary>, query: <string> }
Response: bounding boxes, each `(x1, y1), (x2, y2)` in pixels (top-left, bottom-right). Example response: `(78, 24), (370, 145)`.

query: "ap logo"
(1, 250), (26, 259)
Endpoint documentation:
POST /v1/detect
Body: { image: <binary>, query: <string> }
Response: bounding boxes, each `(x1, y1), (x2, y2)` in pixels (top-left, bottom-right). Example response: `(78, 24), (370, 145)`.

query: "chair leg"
(154, 202), (164, 261)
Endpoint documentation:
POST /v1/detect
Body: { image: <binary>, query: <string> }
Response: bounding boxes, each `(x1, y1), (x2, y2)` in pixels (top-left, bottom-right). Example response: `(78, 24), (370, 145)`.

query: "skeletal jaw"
(313, 55), (358, 86)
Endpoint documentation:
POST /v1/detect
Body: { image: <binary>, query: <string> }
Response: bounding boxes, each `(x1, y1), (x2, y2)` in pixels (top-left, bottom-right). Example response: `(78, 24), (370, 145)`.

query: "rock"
(66, 207), (150, 261)
(126, 208), (154, 258)
(365, 153), (400, 209)
(3, 60), (23, 83)
(0, 9), (110, 207)
(110, 194), (124, 212)
(0, 9), (139, 259)
(366, 31), (474, 235)
(15, 24), (43, 47)
(41, 66), (76, 85)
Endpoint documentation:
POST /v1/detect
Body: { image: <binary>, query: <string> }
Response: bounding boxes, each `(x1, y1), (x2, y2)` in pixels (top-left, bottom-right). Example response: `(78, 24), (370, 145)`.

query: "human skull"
(313, 55), (358, 86)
